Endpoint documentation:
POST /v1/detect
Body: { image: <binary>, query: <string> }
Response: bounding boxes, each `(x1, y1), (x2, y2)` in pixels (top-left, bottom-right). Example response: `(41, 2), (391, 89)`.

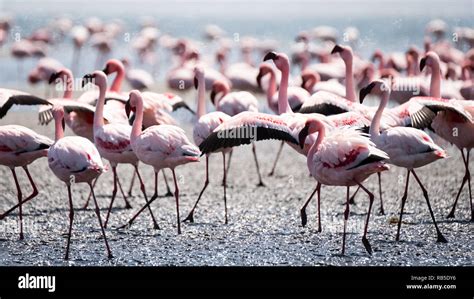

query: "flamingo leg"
(348, 186), (360, 205)
(115, 171), (132, 209)
(447, 149), (472, 220)
(355, 182), (375, 255)
(396, 169), (410, 241)
(150, 171), (158, 201)
(119, 166), (160, 230)
(10, 168), (24, 240)
(251, 143), (265, 187)
(342, 186), (350, 255)
(300, 182), (320, 229)
(222, 152), (228, 224)
(0, 166), (38, 220)
(377, 172), (385, 215)
(411, 170), (447, 243)
(171, 169), (181, 234)
(104, 166), (119, 228)
(82, 177), (98, 210)
(268, 141), (284, 176)
(225, 150), (233, 178)
(64, 184), (74, 260)
(89, 182), (113, 259)
(183, 155), (209, 223)
(126, 170), (136, 197)
(161, 169), (173, 197)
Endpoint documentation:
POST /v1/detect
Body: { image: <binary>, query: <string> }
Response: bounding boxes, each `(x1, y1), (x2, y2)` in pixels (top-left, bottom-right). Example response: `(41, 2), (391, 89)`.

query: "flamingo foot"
(300, 209), (307, 227)
(446, 210), (455, 219)
(437, 232), (448, 243)
(183, 212), (194, 223)
(257, 181), (266, 187)
(362, 236), (372, 255)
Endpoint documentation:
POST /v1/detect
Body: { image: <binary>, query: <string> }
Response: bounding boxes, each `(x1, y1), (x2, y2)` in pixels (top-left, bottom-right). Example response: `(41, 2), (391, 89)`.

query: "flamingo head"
(301, 69), (320, 90)
(331, 44), (352, 62)
(210, 80), (230, 105)
(82, 71), (107, 89)
(256, 63), (274, 88)
(370, 49), (384, 62)
(298, 118), (324, 149)
(193, 66), (205, 89)
(102, 58), (124, 75)
(125, 90), (142, 118)
(359, 80), (390, 103)
(263, 51), (289, 73)
(420, 51), (441, 72)
(51, 105), (66, 131)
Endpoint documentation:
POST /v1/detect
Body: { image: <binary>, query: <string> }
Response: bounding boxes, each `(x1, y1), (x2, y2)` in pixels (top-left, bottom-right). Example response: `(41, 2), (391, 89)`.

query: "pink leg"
(64, 184), (74, 260)
(171, 169), (181, 234)
(127, 170), (136, 197)
(82, 177), (98, 210)
(150, 171), (158, 201)
(396, 169), (410, 241)
(300, 182), (320, 229)
(162, 169), (173, 197)
(0, 166), (38, 220)
(119, 167), (160, 229)
(349, 186), (360, 205)
(89, 182), (113, 259)
(115, 171), (132, 209)
(411, 170), (447, 243)
(183, 155), (209, 223)
(252, 143), (265, 187)
(447, 149), (472, 220)
(104, 166), (119, 228)
(377, 172), (385, 215)
(268, 141), (284, 176)
(355, 182), (375, 255)
(342, 186), (350, 255)
(222, 152), (228, 224)
(10, 168), (24, 240)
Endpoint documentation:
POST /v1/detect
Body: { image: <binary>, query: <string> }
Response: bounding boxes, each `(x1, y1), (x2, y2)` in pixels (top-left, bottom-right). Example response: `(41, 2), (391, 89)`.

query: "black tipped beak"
(419, 57), (427, 72)
(359, 82), (376, 103)
(301, 76), (308, 89)
(194, 76), (198, 90)
(298, 123), (310, 149)
(256, 70), (263, 89)
(48, 72), (60, 85)
(81, 74), (94, 88)
(263, 52), (277, 61)
(102, 65), (110, 75)
(61, 118), (65, 131)
(331, 45), (343, 54)
(210, 90), (216, 105)
(125, 98), (131, 119)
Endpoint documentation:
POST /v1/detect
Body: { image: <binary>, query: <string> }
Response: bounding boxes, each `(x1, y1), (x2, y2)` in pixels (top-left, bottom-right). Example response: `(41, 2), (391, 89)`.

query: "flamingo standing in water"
(360, 80), (448, 242)
(0, 125), (53, 239)
(182, 66), (232, 224)
(210, 78), (266, 186)
(298, 117), (390, 255)
(82, 71), (159, 229)
(415, 51), (474, 221)
(120, 90), (201, 234)
(47, 105), (112, 260)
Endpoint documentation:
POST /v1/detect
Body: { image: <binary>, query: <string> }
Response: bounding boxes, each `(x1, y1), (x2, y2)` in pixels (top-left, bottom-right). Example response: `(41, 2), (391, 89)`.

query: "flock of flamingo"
(0, 16), (473, 260)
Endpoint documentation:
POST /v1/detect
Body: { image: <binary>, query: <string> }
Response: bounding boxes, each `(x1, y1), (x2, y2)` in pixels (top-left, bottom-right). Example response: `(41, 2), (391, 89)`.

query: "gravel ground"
(0, 111), (472, 266)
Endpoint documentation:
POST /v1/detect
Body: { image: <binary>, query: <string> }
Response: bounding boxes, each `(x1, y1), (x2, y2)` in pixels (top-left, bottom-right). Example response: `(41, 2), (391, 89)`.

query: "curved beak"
(298, 123), (310, 149)
(210, 90), (216, 105)
(125, 97), (131, 119)
(61, 118), (65, 132)
(102, 65), (110, 75)
(301, 75), (308, 89)
(48, 72), (60, 85)
(331, 45), (343, 54)
(194, 76), (198, 90)
(263, 51), (277, 61)
(419, 57), (427, 72)
(359, 82), (376, 104)
(256, 70), (264, 89)
(81, 74), (94, 88)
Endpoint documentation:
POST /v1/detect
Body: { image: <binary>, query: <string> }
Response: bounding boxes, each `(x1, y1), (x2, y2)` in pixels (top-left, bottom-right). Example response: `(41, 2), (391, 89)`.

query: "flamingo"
(47, 105), (112, 260)
(210, 78), (266, 186)
(360, 80), (448, 242)
(82, 71), (159, 229)
(414, 51), (474, 221)
(0, 125), (53, 239)
(298, 117), (390, 255)
(70, 25), (90, 75)
(182, 66), (232, 224)
(121, 58), (154, 91)
(119, 90), (201, 234)
(300, 69), (346, 97)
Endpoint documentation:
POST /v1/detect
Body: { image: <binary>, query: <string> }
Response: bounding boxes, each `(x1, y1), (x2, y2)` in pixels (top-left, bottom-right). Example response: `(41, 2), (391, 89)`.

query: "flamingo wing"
(0, 125), (53, 154)
(410, 99), (473, 130)
(0, 89), (51, 119)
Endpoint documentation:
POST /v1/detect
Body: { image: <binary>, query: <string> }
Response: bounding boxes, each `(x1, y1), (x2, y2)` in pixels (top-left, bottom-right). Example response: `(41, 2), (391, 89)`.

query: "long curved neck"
(196, 76), (206, 118)
(110, 67), (124, 92)
(62, 70), (73, 99)
(429, 60), (441, 98)
(54, 115), (64, 141)
(306, 121), (325, 169)
(278, 65), (292, 115)
(265, 69), (277, 108)
(214, 86), (229, 111)
(131, 98), (144, 144)
(369, 90), (389, 138)
(344, 55), (356, 102)
(93, 82), (107, 130)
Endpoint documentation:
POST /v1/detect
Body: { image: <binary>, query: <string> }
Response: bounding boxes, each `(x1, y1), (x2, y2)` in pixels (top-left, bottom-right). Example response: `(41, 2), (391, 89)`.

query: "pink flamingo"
(47, 105), (112, 260)
(300, 69), (346, 97)
(415, 51), (474, 221)
(298, 117), (390, 255)
(182, 66), (232, 223)
(120, 90), (201, 234)
(360, 80), (447, 242)
(210, 78), (266, 186)
(82, 71), (159, 229)
(0, 125), (52, 239)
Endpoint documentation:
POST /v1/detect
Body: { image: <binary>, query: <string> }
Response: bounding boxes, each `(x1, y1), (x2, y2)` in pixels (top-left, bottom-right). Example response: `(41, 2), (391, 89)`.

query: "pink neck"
(278, 64), (292, 115)
(264, 68), (277, 109)
(196, 76), (206, 118)
(429, 59), (441, 98)
(306, 120), (325, 169)
(54, 115), (64, 141)
(344, 55), (356, 102)
(61, 70), (73, 99)
(370, 89), (389, 138)
(131, 97), (144, 145)
(110, 66), (125, 92)
(93, 81), (107, 131)
(214, 84), (229, 111)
